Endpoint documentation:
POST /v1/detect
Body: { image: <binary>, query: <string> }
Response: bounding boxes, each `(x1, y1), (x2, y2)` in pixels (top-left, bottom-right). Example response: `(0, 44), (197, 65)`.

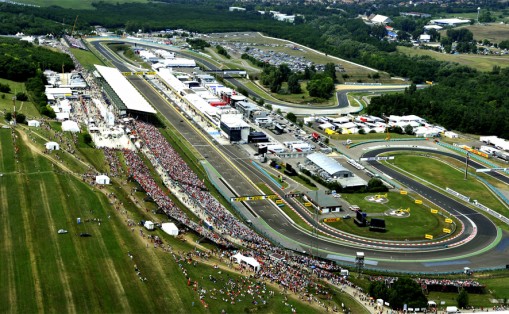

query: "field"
(16, 0), (148, 10)
(0, 78), (40, 119)
(324, 192), (454, 241)
(70, 48), (105, 71)
(383, 153), (509, 221)
(397, 46), (509, 72)
(455, 23), (509, 43)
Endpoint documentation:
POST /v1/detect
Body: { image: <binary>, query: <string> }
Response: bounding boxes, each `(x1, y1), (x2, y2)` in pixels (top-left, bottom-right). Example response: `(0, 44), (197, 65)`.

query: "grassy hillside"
(397, 46), (509, 71)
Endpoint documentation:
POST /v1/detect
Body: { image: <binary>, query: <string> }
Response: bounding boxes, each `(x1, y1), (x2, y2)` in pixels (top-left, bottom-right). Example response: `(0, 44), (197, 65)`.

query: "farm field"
(15, 0), (148, 10)
(397, 46), (509, 72)
(456, 23), (509, 43)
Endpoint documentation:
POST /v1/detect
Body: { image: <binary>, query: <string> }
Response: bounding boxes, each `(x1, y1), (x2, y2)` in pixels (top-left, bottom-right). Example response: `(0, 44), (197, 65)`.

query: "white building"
(419, 34), (431, 43)
(430, 18), (471, 27)
(370, 14), (393, 25)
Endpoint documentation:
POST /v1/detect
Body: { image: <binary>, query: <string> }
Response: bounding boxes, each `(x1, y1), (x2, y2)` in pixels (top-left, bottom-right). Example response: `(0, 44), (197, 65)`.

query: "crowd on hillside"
(64, 35), (87, 50)
(133, 120), (269, 245)
(122, 148), (232, 248)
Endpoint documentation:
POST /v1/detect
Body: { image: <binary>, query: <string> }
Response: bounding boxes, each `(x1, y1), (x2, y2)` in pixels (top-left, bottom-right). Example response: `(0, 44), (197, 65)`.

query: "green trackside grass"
(0, 78), (40, 118)
(70, 48), (105, 71)
(383, 153), (509, 218)
(326, 192), (454, 241)
(15, 0), (148, 10)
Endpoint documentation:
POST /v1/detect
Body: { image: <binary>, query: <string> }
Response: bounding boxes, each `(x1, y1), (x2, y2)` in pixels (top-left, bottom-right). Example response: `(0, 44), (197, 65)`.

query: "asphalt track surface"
(90, 40), (509, 272)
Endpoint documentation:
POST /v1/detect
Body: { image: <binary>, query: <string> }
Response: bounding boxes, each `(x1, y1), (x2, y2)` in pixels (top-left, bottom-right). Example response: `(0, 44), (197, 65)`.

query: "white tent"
(28, 120), (40, 127)
(161, 222), (179, 236)
(144, 221), (155, 230)
(45, 142), (60, 151)
(56, 112), (69, 121)
(62, 120), (80, 132)
(95, 175), (110, 185)
(231, 253), (261, 272)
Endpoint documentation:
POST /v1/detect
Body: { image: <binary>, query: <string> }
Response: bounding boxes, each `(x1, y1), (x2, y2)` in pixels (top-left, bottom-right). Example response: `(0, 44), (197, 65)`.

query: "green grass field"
(325, 192), (454, 240)
(397, 46), (509, 72)
(383, 153), (509, 220)
(0, 78), (40, 119)
(16, 0), (148, 10)
(455, 23), (509, 43)
(70, 48), (105, 71)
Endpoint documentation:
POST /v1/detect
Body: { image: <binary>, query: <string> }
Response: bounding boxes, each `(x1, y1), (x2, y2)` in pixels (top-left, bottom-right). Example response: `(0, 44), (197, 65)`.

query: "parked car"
(57, 229), (68, 234)
(80, 233), (92, 237)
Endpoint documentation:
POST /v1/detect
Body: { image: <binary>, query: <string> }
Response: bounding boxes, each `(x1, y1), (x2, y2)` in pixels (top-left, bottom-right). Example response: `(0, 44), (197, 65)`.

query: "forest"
(367, 67), (509, 138)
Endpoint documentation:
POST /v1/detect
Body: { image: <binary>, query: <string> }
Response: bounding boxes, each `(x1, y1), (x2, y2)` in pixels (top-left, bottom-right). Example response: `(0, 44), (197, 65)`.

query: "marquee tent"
(28, 120), (40, 127)
(231, 253), (261, 272)
(95, 175), (110, 185)
(161, 223), (179, 236)
(62, 120), (80, 132)
(45, 142), (60, 151)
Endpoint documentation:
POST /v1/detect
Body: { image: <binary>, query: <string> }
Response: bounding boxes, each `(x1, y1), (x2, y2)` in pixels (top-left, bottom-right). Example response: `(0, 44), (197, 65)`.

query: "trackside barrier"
(438, 142), (502, 170)
(251, 161), (283, 189)
(203, 164), (287, 249)
(348, 138), (426, 148)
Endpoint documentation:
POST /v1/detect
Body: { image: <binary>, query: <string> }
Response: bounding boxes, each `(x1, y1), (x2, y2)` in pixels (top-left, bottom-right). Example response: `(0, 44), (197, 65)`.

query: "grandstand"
(94, 65), (156, 118)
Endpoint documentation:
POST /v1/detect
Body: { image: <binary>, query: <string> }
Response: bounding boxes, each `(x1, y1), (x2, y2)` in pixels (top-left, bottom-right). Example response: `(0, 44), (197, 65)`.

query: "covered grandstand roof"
(94, 65), (156, 114)
(307, 153), (350, 177)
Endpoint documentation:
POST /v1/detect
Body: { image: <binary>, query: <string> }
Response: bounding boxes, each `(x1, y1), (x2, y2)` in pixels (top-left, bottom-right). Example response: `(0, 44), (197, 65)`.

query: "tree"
(371, 24), (387, 40)
(388, 278), (427, 310)
(367, 178), (388, 192)
(404, 124), (414, 135)
(287, 74), (301, 94)
(369, 281), (389, 301)
(286, 112), (297, 123)
(324, 63), (337, 82)
(4, 112), (12, 121)
(307, 77), (334, 99)
(83, 133), (93, 145)
(0, 83), (10, 93)
(15, 113), (26, 124)
(16, 92), (28, 101)
(457, 288), (469, 309)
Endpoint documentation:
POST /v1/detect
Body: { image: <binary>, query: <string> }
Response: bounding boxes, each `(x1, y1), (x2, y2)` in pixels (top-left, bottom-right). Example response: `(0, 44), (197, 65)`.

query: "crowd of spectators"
(64, 35), (87, 50)
(122, 148), (232, 248)
(134, 120), (269, 245)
